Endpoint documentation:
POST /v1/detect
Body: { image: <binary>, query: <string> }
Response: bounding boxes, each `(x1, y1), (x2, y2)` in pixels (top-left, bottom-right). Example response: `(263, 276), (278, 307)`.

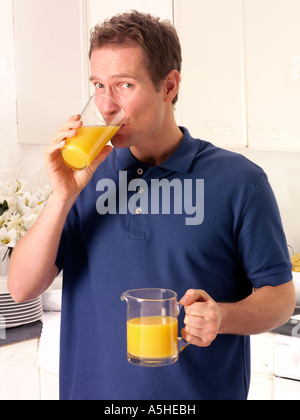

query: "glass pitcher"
(121, 288), (189, 367)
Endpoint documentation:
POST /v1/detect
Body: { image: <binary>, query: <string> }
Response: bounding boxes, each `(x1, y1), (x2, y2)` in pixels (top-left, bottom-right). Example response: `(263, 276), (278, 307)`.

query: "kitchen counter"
(272, 307), (300, 337)
(0, 321), (42, 347)
(0, 307), (299, 349)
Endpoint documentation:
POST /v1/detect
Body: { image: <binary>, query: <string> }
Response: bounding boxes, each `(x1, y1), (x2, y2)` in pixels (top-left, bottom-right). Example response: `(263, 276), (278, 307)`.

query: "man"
(8, 11), (295, 400)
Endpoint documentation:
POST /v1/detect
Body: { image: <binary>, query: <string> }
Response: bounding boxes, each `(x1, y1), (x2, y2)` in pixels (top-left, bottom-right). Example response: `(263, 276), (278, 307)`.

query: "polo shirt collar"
(115, 127), (200, 174)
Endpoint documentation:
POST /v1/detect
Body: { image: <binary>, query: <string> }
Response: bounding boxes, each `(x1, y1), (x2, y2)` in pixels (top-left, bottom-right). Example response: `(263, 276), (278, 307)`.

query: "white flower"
(0, 227), (17, 249)
(20, 213), (39, 233)
(0, 180), (51, 250)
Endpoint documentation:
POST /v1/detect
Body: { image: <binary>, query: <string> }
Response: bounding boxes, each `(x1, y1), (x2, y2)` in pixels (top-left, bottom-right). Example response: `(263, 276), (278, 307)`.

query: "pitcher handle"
(177, 303), (190, 353)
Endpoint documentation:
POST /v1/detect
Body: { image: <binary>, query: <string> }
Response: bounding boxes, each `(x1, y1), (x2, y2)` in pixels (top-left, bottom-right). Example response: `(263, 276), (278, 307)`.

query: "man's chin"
(111, 134), (130, 149)
(111, 125), (134, 148)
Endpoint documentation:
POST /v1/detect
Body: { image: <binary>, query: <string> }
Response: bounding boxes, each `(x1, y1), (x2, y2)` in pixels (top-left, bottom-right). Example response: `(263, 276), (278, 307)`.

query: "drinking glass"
(61, 94), (125, 170)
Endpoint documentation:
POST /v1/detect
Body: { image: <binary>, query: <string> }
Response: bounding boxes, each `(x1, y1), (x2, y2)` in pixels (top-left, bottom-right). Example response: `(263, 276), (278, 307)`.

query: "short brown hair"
(89, 11), (182, 105)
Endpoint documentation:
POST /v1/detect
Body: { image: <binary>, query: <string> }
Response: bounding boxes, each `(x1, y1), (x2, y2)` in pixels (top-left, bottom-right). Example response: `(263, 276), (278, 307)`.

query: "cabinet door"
(274, 377), (300, 401)
(88, 0), (173, 30)
(251, 333), (274, 376)
(14, 0), (89, 144)
(0, 340), (40, 400)
(245, 0), (300, 150)
(40, 369), (59, 401)
(248, 373), (274, 400)
(249, 334), (275, 400)
(174, 0), (247, 148)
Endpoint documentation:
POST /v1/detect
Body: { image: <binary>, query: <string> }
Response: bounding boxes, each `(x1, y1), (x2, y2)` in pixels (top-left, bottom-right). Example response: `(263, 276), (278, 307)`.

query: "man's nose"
(96, 96), (120, 124)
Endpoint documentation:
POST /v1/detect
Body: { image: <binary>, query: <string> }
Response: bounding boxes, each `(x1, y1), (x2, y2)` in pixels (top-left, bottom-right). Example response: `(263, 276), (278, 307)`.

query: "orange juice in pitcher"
(127, 316), (178, 359)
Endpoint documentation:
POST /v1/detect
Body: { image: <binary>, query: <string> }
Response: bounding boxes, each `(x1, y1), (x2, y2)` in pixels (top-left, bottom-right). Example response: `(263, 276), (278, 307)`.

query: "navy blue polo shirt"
(56, 127), (292, 400)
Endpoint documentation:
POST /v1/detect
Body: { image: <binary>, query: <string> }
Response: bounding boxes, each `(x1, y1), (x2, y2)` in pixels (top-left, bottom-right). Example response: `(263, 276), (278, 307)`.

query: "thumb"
(180, 289), (211, 306)
(88, 145), (113, 173)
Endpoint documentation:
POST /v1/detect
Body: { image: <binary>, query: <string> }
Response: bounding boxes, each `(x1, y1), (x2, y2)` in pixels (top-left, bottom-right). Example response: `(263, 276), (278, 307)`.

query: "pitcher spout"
(121, 291), (129, 303)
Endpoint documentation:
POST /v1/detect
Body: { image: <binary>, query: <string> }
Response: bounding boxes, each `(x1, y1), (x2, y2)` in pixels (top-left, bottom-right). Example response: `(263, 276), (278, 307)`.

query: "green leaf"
(0, 200), (9, 216)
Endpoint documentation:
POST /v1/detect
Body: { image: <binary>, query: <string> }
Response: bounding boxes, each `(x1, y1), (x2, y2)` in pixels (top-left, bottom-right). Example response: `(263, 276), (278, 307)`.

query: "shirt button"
(137, 168), (144, 176)
(135, 207), (143, 215)
(138, 187), (144, 194)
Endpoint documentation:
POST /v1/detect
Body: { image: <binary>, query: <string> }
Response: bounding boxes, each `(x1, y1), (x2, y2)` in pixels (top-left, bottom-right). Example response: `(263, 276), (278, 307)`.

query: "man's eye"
(122, 83), (133, 89)
(96, 83), (104, 89)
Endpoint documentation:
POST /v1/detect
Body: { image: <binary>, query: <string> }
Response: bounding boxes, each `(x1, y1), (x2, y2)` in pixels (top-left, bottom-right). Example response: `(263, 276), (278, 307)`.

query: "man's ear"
(163, 70), (181, 103)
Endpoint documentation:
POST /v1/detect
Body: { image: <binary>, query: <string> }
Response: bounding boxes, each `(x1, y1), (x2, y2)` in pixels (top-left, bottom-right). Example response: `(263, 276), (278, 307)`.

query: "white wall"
(0, 0), (299, 251)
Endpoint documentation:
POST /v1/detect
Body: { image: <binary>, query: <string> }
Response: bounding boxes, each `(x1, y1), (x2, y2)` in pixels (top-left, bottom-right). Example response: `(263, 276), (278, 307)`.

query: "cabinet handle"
(203, 120), (235, 136)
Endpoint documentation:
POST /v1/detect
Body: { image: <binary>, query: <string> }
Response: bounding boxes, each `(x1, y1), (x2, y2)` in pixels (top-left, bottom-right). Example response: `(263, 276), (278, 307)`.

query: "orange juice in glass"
(127, 316), (178, 359)
(61, 95), (125, 170)
(121, 289), (189, 367)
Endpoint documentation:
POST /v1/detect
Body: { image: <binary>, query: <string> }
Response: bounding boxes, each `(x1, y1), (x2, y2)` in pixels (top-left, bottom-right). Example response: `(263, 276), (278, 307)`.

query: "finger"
(45, 136), (71, 166)
(50, 130), (75, 146)
(87, 146), (113, 173)
(183, 324), (204, 337)
(184, 300), (216, 317)
(45, 140), (66, 157)
(184, 312), (206, 328)
(181, 328), (212, 348)
(52, 117), (82, 145)
(94, 145), (114, 162)
(57, 114), (81, 131)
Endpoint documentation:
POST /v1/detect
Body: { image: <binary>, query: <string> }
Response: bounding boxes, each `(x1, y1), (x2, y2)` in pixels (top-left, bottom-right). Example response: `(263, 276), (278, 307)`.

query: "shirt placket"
(127, 165), (148, 240)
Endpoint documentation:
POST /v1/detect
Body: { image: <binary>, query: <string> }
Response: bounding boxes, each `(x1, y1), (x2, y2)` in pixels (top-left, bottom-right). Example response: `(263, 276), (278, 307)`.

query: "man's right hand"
(8, 116), (113, 303)
(45, 115), (113, 202)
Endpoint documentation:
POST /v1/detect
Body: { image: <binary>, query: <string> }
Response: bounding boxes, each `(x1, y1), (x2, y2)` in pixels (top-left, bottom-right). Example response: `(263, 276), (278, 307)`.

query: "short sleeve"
(236, 173), (292, 289)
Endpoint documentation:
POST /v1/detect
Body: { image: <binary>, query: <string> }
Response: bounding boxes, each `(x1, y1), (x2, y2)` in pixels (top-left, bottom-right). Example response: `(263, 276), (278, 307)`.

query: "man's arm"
(8, 192), (73, 302)
(180, 281), (296, 347)
(8, 115), (112, 303)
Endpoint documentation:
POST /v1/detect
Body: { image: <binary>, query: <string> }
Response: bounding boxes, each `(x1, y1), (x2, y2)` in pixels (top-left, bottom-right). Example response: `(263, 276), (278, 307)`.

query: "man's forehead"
(90, 46), (147, 80)
(90, 45), (144, 63)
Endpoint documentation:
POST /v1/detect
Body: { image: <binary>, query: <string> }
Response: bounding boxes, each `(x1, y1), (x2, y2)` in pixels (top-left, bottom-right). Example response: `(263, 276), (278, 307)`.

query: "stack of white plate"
(0, 277), (43, 329)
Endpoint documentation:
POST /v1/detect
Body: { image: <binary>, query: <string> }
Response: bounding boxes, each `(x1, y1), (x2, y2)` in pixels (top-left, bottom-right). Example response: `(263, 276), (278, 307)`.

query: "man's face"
(90, 46), (167, 149)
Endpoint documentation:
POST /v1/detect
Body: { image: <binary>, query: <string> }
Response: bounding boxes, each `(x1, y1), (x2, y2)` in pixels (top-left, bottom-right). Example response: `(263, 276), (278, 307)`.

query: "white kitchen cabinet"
(13, 0), (173, 144)
(13, 0), (300, 150)
(248, 373), (274, 401)
(14, 0), (90, 144)
(244, 0), (300, 151)
(39, 369), (59, 401)
(251, 333), (274, 376)
(0, 339), (59, 400)
(88, 0), (173, 32)
(174, 0), (300, 151)
(174, 0), (247, 148)
(0, 339), (40, 400)
(274, 377), (300, 401)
